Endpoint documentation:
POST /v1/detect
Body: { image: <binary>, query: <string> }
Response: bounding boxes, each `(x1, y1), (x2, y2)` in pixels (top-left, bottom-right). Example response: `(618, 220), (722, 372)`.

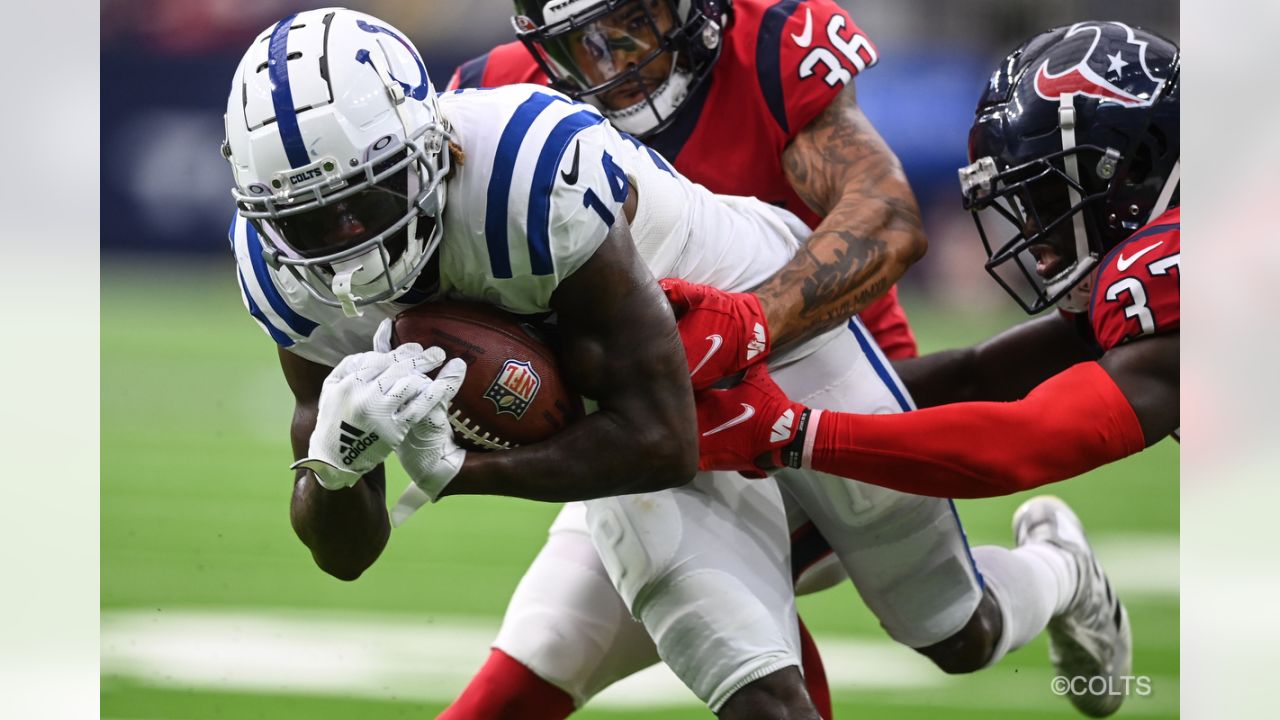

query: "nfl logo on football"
(484, 359), (542, 418)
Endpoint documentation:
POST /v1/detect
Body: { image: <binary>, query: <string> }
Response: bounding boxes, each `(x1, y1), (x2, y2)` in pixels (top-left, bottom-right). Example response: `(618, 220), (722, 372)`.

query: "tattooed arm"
(754, 82), (927, 348)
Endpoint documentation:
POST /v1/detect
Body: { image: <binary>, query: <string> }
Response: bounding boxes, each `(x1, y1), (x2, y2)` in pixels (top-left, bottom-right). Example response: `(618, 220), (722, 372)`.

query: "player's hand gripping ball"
(292, 344), (449, 490)
(387, 301), (585, 451)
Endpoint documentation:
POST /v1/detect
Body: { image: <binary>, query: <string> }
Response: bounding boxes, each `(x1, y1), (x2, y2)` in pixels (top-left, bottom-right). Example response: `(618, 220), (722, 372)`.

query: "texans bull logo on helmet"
(484, 359), (542, 418)
(1033, 22), (1165, 107)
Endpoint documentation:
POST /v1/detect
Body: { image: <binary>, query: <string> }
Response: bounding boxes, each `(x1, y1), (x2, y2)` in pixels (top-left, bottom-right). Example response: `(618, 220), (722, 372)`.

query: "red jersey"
(1087, 207), (1181, 351)
(448, 0), (917, 359)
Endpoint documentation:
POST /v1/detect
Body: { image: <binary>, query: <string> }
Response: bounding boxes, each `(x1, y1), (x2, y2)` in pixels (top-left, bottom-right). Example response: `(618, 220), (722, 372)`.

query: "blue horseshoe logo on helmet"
(355, 20), (431, 101)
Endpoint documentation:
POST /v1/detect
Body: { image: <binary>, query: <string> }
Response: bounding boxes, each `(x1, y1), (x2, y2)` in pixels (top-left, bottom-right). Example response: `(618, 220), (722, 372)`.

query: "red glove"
(660, 277), (771, 390)
(695, 364), (813, 477)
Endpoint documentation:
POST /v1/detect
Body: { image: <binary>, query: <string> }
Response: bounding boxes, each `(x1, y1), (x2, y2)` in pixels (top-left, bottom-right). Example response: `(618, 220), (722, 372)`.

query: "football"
(391, 301), (584, 451)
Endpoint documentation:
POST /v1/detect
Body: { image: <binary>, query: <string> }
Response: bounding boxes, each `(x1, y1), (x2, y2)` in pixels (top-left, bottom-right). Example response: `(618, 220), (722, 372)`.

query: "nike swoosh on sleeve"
(560, 140), (581, 185)
(1116, 241), (1163, 271)
(791, 7), (814, 48)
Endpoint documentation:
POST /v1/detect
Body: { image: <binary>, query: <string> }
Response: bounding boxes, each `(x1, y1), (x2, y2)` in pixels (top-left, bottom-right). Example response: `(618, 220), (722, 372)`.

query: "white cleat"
(1013, 496), (1132, 718)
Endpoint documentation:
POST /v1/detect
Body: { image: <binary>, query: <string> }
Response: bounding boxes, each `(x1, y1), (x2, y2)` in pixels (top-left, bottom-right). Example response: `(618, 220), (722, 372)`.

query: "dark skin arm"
(1101, 332), (1180, 445)
(753, 82), (927, 348)
(280, 348), (390, 581)
(444, 187), (698, 502)
(893, 313), (1099, 408)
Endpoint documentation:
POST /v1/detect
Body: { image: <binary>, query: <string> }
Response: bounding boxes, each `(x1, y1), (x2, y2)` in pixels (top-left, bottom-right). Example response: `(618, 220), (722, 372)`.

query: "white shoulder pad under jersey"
(435, 85), (640, 314)
(229, 212), (409, 367)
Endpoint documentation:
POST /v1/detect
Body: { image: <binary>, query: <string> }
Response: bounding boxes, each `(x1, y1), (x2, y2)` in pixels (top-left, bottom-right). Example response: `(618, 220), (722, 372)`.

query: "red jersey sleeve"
(1089, 207), (1181, 351)
(749, 0), (879, 139)
(446, 41), (547, 91)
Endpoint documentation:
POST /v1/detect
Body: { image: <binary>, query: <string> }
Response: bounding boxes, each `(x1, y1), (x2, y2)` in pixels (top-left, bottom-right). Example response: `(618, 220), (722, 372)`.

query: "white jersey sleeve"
(541, 119), (632, 282)
(230, 211), (395, 367)
(435, 86), (638, 314)
(229, 211), (322, 350)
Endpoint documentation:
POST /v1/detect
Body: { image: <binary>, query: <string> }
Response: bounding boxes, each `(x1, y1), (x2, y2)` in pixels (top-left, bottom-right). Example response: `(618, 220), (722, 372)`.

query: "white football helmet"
(223, 7), (451, 317)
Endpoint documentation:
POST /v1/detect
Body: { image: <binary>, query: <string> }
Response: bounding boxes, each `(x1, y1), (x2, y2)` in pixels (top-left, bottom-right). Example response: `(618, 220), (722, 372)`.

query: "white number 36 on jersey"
(796, 12), (878, 88)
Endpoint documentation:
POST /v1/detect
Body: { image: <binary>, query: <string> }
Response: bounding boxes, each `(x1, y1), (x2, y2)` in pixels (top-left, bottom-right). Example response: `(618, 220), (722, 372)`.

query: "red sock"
(437, 648), (576, 720)
(798, 616), (833, 719)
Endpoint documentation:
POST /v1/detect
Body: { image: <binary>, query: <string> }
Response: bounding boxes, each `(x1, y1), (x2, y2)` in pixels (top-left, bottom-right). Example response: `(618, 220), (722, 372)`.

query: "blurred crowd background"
(101, 0), (1177, 309)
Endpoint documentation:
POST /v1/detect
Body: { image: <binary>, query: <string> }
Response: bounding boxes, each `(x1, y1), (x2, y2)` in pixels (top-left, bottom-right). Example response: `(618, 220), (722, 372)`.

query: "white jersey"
(232, 84), (808, 367)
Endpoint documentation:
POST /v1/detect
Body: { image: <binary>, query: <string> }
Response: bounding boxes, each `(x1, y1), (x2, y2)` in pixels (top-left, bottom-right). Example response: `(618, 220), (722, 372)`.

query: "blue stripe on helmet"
(846, 318), (913, 412)
(485, 92), (560, 278)
(239, 270), (294, 347)
(267, 14), (311, 169)
(527, 110), (606, 276)
(245, 221), (320, 337)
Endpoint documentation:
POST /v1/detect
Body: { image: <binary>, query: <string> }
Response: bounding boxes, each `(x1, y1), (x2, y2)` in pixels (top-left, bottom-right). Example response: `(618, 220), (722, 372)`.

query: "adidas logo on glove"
(746, 323), (766, 361)
(339, 421), (379, 466)
(770, 408), (795, 443)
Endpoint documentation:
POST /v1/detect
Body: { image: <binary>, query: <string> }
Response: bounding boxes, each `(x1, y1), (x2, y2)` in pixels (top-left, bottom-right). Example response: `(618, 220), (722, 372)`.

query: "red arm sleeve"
(805, 362), (1145, 498)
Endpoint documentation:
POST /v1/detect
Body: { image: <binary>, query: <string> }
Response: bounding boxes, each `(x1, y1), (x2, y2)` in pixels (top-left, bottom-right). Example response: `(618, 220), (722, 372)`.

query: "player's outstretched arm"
(443, 198), (698, 502)
(279, 348), (390, 581)
(697, 333), (1177, 497)
(756, 83), (927, 348)
(798, 333), (1176, 496)
(892, 313), (1099, 408)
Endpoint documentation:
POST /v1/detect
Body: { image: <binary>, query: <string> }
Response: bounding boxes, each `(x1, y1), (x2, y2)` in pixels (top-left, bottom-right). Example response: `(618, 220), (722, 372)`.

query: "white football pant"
(493, 318), (984, 710)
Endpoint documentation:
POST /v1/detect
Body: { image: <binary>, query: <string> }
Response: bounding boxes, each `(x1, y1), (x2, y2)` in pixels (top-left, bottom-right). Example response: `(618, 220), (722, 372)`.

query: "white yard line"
(102, 535), (1177, 711)
(102, 608), (945, 707)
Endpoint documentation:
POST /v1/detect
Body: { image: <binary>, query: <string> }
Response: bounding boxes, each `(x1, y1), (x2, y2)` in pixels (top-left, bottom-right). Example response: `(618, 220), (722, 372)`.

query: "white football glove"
(292, 344), (446, 490)
(390, 356), (468, 524)
(373, 317), (395, 353)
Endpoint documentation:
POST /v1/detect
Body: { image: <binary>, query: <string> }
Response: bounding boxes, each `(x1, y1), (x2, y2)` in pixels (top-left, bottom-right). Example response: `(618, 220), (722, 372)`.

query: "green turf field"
(102, 258), (1178, 719)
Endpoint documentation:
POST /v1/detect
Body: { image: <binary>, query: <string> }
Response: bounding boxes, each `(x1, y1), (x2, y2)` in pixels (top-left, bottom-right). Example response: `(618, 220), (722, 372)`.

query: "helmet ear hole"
(1125, 124), (1175, 189)
(1119, 121), (1171, 190)
(1147, 125), (1169, 157)
(1125, 142), (1153, 186)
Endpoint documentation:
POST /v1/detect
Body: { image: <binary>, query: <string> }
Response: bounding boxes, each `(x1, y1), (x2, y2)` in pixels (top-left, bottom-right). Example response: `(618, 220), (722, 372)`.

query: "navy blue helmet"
(959, 21), (1180, 313)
